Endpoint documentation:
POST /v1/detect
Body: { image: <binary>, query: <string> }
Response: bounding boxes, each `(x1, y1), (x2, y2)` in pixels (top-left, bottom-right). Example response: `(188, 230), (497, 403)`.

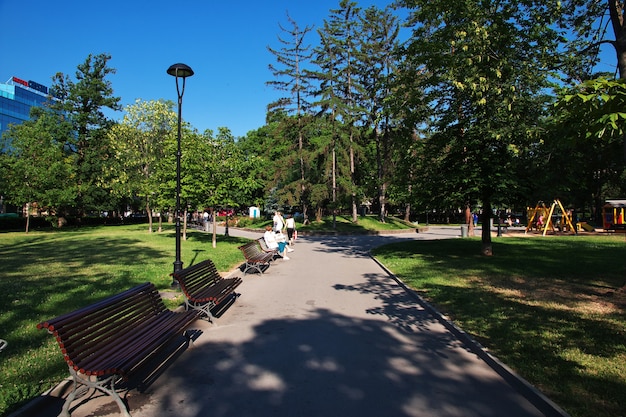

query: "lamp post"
(167, 63), (194, 282)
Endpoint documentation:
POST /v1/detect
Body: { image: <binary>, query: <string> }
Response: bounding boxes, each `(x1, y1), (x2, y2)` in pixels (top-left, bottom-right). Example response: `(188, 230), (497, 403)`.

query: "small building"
(249, 206), (260, 219)
(602, 199), (626, 230)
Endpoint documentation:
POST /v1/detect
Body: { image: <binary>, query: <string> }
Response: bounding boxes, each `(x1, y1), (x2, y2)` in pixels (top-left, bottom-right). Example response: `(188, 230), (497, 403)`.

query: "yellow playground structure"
(526, 199), (577, 236)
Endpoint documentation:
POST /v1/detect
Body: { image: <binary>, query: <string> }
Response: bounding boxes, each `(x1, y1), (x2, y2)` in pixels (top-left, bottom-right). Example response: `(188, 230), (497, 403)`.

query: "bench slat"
(172, 259), (242, 321)
(38, 283), (199, 377)
(38, 282), (200, 416)
(238, 241), (273, 274)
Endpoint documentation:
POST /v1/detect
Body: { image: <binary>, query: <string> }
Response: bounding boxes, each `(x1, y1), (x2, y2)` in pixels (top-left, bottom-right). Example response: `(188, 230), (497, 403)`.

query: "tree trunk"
(25, 202), (30, 234)
(464, 204), (474, 236)
(350, 137), (358, 223)
(379, 182), (387, 223)
(608, 1), (626, 160)
(404, 202), (411, 222)
(183, 207), (188, 241)
(212, 208), (217, 248)
(481, 199), (493, 256)
(146, 199), (153, 233)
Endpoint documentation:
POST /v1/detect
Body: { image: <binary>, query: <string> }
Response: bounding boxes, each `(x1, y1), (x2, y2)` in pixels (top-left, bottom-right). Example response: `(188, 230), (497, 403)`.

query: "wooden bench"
(257, 237), (280, 258)
(37, 282), (200, 417)
(171, 259), (243, 321)
(238, 240), (274, 274)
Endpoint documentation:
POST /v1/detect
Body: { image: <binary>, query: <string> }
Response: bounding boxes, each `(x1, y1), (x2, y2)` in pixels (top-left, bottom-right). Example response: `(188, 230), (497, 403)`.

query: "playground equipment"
(526, 199), (577, 236)
(602, 199), (626, 232)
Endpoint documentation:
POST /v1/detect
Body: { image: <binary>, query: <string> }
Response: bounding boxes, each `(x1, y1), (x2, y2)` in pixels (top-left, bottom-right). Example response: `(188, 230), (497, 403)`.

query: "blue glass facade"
(0, 77), (50, 138)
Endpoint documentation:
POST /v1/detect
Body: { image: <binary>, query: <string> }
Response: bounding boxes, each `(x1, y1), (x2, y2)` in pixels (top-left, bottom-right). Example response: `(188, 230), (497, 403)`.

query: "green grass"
(372, 235), (626, 417)
(298, 214), (417, 233)
(0, 223), (250, 417)
(3, 221), (623, 417)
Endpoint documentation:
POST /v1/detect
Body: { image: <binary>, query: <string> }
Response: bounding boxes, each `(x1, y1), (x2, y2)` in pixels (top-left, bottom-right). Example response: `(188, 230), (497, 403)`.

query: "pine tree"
(313, 0), (363, 225)
(49, 53), (121, 217)
(267, 12), (315, 222)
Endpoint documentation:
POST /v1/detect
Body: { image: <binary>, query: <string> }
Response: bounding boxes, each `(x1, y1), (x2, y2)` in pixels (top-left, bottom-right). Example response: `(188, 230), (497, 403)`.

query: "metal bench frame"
(238, 241), (274, 274)
(172, 259), (242, 321)
(38, 282), (199, 417)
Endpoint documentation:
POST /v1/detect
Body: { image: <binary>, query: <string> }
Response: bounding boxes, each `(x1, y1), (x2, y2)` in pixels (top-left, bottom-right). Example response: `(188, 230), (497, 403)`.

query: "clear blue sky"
(1, 1), (618, 138)
(0, 0), (396, 138)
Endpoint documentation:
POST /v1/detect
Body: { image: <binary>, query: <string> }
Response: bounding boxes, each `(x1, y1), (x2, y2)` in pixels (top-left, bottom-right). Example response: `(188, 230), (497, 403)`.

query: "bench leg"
(186, 299), (216, 322)
(243, 262), (263, 275)
(62, 368), (131, 417)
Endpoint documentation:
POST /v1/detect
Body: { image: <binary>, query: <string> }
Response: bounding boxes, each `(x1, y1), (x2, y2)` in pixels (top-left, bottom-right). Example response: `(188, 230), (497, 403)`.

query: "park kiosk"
(602, 199), (626, 231)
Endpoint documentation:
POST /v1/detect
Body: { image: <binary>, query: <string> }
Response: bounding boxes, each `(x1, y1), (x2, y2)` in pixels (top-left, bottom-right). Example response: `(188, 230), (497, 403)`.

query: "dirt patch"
(489, 276), (626, 315)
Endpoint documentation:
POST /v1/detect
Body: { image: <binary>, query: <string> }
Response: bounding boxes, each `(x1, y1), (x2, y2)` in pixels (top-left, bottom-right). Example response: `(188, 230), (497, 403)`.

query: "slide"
(577, 222), (595, 232)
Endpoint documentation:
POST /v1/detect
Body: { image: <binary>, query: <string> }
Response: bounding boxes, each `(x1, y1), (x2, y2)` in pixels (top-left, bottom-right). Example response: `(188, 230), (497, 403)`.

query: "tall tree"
(108, 99), (176, 232)
(399, 0), (562, 255)
(313, 0), (363, 225)
(49, 53), (121, 216)
(267, 12), (316, 222)
(357, 5), (401, 222)
(0, 106), (74, 231)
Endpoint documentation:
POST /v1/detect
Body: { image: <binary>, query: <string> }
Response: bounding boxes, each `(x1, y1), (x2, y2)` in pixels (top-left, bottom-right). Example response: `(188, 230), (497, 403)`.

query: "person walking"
(273, 211), (285, 233)
(285, 214), (296, 245)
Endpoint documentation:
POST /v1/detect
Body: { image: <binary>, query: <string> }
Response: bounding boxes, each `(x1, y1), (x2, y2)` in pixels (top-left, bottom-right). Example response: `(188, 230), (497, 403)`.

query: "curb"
(369, 254), (572, 417)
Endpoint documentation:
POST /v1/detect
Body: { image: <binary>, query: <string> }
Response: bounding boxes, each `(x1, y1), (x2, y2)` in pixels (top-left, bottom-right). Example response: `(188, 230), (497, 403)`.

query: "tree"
(399, 0), (563, 255)
(313, 0), (363, 226)
(357, 5), (401, 222)
(164, 126), (263, 246)
(547, 77), (626, 219)
(267, 12), (316, 223)
(108, 99), (177, 232)
(0, 106), (74, 231)
(49, 53), (121, 216)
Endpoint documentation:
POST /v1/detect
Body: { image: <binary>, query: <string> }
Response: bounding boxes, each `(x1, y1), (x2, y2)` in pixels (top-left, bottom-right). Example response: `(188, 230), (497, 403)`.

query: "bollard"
(460, 224), (469, 238)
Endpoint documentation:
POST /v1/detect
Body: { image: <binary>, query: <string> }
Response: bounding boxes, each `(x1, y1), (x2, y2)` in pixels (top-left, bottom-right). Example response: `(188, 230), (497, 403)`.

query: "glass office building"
(0, 76), (51, 139)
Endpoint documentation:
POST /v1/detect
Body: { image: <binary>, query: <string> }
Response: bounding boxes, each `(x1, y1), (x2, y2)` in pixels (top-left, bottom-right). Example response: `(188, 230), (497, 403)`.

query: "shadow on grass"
(0, 226), (252, 416)
(371, 237), (626, 417)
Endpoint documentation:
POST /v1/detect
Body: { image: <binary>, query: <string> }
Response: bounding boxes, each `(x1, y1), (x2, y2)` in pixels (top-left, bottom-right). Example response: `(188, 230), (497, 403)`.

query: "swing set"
(525, 199), (577, 236)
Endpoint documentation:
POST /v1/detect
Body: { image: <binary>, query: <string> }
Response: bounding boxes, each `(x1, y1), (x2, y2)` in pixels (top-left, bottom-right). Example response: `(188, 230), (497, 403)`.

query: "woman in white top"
(264, 226), (289, 260)
(273, 211), (285, 233)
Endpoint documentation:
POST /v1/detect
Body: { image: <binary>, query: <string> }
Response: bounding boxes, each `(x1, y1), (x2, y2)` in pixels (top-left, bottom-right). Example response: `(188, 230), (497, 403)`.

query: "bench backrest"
(172, 259), (221, 299)
(257, 238), (274, 252)
(239, 241), (263, 258)
(37, 282), (167, 372)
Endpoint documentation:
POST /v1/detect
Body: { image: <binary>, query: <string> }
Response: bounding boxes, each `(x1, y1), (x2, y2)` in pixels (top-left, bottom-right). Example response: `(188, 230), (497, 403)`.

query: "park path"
(21, 226), (568, 417)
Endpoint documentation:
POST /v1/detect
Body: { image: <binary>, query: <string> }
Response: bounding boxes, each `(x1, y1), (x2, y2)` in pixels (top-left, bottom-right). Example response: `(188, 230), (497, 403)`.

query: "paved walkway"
(19, 226), (568, 417)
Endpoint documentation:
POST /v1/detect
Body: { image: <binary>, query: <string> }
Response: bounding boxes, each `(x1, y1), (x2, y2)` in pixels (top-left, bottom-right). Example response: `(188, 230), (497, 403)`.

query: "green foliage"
(1, 106), (76, 224)
(557, 77), (626, 142)
(108, 98), (177, 230)
(3, 2), (626, 240)
(398, 0), (570, 250)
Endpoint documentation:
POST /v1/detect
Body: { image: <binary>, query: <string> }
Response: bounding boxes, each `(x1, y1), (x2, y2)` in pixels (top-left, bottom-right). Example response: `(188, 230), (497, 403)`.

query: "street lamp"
(167, 63), (194, 281)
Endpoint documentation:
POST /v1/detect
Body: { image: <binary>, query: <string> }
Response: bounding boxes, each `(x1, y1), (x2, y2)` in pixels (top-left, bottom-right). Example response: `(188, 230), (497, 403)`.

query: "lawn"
(372, 234), (626, 417)
(2, 222), (624, 417)
(0, 223), (250, 417)
(298, 214), (419, 233)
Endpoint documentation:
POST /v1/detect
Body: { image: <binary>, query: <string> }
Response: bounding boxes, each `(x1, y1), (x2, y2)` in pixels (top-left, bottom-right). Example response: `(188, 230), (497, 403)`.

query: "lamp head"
(167, 63), (194, 78)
